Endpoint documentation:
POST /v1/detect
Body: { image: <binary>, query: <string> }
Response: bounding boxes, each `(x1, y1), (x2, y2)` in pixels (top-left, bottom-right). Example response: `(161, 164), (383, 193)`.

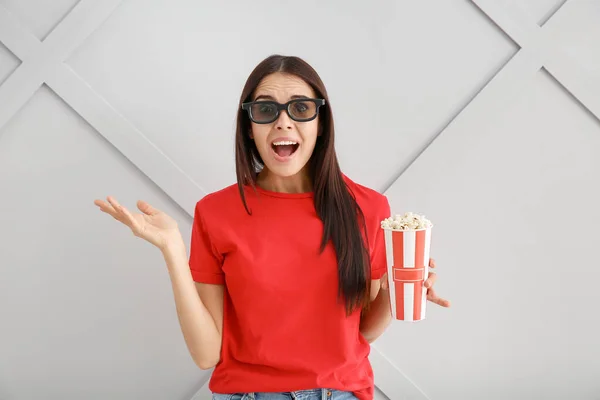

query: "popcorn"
(381, 211), (432, 231)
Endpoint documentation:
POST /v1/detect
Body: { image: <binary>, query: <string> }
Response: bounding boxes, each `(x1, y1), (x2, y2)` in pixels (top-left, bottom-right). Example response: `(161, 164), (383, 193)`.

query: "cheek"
(300, 122), (320, 144)
(251, 125), (270, 144)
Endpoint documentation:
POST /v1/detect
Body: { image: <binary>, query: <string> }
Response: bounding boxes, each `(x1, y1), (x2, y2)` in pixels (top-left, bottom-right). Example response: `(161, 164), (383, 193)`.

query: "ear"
(249, 129), (253, 139)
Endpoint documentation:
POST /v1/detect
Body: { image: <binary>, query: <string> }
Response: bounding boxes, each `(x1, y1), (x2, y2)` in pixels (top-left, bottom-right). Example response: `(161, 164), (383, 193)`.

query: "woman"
(94, 55), (449, 400)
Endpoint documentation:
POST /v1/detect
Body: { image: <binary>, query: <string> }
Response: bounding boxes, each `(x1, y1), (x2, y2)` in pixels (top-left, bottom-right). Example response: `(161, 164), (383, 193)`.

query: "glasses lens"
(250, 102), (277, 123)
(288, 100), (317, 121)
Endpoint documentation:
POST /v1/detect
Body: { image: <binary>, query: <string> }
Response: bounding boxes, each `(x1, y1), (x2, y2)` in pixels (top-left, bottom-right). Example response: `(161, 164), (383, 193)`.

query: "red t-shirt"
(188, 174), (390, 400)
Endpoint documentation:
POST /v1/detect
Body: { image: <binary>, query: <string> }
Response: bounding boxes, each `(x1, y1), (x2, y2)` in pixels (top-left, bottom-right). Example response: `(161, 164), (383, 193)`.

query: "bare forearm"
(162, 240), (221, 369)
(360, 288), (392, 343)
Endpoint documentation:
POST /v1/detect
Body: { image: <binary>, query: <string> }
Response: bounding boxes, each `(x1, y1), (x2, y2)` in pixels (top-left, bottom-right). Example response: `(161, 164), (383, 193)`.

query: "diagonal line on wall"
(0, 0), (207, 216)
(543, 59), (600, 123)
(38, 0), (83, 41)
(537, 0), (568, 27)
(0, 3), (208, 397)
(0, 60), (47, 134)
(473, 0), (600, 122)
(46, 64), (207, 216)
(8, 0), (596, 398)
(375, 34), (539, 389)
(375, 2), (549, 391)
(379, 0), (523, 195)
(0, 6), (45, 131)
(381, 48), (521, 195)
(40, 0), (123, 62)
(540, 66), (600, 126)
(0, 5), (40, 60)
(371, 343), (431, 400)
(187, 372), (212, 400)
(379, 1), (598, 395)
(529, 0), (600, 123)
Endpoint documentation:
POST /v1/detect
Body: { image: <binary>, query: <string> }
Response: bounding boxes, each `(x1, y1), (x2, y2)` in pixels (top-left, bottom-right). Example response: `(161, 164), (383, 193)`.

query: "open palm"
(94, 196), (181, 251)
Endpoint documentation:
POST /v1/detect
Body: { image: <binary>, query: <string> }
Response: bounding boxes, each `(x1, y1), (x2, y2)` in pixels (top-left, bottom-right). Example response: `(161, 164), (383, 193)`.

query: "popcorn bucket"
(383, 227), (432, 321)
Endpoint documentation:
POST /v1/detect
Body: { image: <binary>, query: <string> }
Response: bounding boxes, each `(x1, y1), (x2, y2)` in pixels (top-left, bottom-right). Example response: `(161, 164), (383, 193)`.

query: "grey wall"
(0, 1), (599, 399)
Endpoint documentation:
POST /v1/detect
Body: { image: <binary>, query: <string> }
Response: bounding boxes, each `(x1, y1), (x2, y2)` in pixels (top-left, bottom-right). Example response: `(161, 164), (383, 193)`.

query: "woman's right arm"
(93, 196), (224, 370)
(162, 241), (224, 370)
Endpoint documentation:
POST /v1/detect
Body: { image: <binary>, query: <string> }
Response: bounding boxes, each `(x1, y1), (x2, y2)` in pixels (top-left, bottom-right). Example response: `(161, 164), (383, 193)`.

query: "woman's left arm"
(359, 258), (451, 343)
(359, 274), (392, 343)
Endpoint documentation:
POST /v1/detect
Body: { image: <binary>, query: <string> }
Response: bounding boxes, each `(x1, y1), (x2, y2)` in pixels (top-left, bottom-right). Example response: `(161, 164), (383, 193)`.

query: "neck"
(256, 168), (312, 194)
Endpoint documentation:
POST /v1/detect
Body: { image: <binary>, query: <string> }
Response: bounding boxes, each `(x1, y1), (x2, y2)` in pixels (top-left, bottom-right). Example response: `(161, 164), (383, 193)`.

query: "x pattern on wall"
(0, 1), (595, 399)
(0, 0), (205, 218)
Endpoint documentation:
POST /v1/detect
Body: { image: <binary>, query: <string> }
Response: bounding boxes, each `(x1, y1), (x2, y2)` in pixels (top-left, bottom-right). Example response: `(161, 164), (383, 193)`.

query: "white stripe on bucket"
(384, 229), (395, 319)
(403, 230), (415, 320)
(404, 282), (414, 321)
(403, 230), (416, 268)
(422, 228), (432, 320)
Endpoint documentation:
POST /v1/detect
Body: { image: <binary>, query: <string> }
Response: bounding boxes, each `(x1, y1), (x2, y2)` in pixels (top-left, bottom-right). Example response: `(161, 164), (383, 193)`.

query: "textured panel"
(0, 85), (208, 400)
(0, 41), (20, 85)
(66, 0), (517, 194)
(380, 69), (600, 399)
(0, 0), (80, 40)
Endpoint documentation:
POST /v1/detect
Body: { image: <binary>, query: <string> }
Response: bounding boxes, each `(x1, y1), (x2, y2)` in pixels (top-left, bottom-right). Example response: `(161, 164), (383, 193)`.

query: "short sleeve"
(188, 201), (224, 285)
(370, 195), (391, 280)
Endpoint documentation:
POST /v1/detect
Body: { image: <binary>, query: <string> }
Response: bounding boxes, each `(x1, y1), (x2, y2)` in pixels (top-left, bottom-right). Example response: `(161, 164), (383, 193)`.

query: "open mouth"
(271, 140), (299, 158)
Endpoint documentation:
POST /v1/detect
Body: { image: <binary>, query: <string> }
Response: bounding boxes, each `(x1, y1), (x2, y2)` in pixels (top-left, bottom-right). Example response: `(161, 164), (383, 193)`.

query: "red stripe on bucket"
(392, 231), (404, 268)
(415, 230), (426, 268)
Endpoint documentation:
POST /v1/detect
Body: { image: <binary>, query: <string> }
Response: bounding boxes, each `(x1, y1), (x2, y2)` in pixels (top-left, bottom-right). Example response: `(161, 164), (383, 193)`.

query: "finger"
(429, 258), (437, 268)
(94, 199), (113, 212)
(427, 288), (451, 307)
(137, 200), (160, 216)
(94, 199), (120, 220)
(106, 196), (125, 216)
(431, 297), (451, 307)
(380, 273), (389, 290)
(424, 272), (437, 288)
(107, 197), (139, 230)
(119, 203), (141, 232)
(106, 197), (134, 225)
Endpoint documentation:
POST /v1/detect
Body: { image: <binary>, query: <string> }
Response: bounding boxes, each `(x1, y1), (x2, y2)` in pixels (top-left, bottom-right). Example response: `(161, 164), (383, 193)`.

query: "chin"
(264, 163), (304, 178)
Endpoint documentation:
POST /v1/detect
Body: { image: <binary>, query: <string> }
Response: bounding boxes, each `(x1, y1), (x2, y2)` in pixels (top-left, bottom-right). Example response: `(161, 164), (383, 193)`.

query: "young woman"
(94, 55), (449, 400)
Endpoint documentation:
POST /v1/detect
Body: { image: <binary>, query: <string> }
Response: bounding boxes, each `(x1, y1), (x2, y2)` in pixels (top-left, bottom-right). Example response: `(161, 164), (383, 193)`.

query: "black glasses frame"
(241, 98), (326, 124)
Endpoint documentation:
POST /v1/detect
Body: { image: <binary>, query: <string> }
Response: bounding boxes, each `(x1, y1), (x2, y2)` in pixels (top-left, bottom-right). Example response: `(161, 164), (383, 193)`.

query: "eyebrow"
(253, 94), (310, 101)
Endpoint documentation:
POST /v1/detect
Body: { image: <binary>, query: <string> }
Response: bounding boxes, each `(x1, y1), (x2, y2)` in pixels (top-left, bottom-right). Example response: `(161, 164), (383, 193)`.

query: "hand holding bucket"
(381, 213), (432, 322)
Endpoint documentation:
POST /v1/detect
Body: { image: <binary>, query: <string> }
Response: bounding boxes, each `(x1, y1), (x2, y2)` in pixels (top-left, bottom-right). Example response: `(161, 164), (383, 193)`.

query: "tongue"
(275, 145), (295, 157)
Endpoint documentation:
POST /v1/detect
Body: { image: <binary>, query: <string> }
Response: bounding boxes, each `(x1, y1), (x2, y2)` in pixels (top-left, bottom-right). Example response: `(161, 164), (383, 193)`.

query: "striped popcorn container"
(383, 226), (432, 321)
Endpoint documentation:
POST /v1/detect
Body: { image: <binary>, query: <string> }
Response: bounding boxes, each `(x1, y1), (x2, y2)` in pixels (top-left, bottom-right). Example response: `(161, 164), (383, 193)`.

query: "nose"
(275, 109), (293, 130)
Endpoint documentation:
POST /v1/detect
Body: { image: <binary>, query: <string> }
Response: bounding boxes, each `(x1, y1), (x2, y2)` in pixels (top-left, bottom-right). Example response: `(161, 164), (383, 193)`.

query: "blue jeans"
(212, 389), (358, 400)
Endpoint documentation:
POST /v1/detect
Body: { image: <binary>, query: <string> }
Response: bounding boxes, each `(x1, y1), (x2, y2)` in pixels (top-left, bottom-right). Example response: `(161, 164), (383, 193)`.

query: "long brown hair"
(235, 55), (371, 315)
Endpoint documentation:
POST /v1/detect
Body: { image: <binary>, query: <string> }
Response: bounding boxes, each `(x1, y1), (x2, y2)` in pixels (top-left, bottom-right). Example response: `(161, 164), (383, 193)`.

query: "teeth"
(273, 141), (297, 146)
